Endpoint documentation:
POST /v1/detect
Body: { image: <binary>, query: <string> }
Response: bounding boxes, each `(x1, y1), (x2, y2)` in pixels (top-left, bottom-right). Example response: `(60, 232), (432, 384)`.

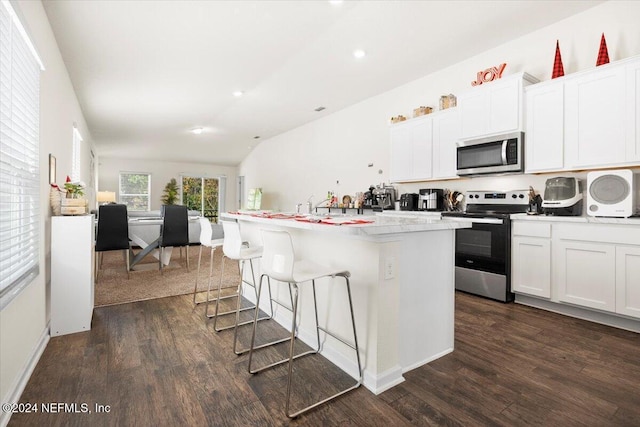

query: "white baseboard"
(402, 347), (454, 374)
(363, 366), (405, 395)
(515, 294), (640, 333)
(0, 326), (49, 427)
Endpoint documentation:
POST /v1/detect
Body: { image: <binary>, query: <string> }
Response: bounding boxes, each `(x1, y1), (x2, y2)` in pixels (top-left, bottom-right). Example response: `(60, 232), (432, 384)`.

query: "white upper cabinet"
(432, 108), (460, 179)
(389, 116), (433, 182)
(390, 109), (459, 183)
(524, 82), (564, 172)
(459, 72), (538, 140)
(389, 121), (414, 182)
(458, 88), (489, 139)
(626, 59), (640, 162)
(524, 55), (640, 172)
(564, 65), (626, 168)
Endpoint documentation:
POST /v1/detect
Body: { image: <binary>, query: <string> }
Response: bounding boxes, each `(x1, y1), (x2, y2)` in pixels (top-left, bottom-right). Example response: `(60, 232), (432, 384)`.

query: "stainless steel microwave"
(456, 132), (524, 176)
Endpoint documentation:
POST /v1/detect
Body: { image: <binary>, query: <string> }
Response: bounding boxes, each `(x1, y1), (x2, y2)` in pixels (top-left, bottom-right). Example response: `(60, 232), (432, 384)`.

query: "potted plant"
(61, 176), (87, 214)
(63, 175), (85, 198)
(161, 178), (179, 205)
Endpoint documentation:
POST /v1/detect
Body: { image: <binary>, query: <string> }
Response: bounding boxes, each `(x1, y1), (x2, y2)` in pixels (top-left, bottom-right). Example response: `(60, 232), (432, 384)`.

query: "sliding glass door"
(182, 176), (219, 223)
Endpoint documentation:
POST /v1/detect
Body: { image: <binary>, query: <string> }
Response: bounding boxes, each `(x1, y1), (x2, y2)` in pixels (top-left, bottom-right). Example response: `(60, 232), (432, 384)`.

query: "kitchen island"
(221, 212), (471, 394)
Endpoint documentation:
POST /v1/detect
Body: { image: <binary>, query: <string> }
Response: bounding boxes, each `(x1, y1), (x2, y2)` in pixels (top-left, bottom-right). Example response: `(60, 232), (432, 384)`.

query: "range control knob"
(518, 194), (525, 198)
(511, 194), (517, 199)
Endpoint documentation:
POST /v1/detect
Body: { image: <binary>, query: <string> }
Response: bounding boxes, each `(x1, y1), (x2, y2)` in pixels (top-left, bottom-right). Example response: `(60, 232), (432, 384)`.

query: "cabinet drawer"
(512, 221), (551, 238)
(556, 223), (640, 245)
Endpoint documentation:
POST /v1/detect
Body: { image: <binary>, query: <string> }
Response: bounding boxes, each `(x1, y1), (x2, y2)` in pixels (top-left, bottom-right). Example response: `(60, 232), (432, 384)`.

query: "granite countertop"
(376, 211), (443, 218)
(511, 213), (640, 225)
(221, 211), (471, 236)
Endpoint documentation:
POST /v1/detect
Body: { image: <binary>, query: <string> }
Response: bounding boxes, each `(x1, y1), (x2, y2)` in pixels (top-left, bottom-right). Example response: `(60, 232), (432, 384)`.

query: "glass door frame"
(180, 175), (220, 223)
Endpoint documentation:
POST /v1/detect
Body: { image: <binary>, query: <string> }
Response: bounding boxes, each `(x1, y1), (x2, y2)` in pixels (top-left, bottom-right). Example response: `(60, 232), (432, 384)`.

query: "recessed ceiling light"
(314, 106), (326, 112)
(190, 127), (203, 135)
(353, 49), (366, 59)
(253, 136), (260, 139)
(233, 90), (244, 97)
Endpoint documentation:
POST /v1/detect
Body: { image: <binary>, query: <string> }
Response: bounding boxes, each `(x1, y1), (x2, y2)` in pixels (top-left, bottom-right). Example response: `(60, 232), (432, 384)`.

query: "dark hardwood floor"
(9, 292), (640, 426)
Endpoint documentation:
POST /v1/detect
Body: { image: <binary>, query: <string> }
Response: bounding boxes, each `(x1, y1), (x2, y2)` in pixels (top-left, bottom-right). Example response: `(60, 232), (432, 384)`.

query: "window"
(119, 172), (150, 211)
(181, 175), (225, 223)
(0, 0), (44, 309)
(70, 125), (82, 182)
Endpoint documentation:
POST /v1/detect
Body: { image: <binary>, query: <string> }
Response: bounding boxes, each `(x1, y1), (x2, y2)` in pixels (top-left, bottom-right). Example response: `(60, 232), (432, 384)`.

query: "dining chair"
(95, 204), (131, 281)
(159, 204), (190, 274)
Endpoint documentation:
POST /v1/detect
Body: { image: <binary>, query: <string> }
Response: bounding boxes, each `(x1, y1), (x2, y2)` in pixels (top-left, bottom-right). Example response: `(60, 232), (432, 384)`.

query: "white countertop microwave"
(456, 132), (524, 176)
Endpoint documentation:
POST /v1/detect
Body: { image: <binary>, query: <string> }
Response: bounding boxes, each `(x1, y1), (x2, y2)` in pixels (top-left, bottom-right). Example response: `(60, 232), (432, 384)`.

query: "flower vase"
(50, 187), (62, 216)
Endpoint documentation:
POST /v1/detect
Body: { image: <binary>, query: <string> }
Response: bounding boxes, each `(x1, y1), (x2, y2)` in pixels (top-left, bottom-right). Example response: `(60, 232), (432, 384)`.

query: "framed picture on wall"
(49, 154), (56, 184)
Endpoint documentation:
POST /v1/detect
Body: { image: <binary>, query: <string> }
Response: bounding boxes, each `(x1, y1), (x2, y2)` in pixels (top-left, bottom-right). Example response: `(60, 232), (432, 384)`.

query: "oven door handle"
(443, 217), (505, 225)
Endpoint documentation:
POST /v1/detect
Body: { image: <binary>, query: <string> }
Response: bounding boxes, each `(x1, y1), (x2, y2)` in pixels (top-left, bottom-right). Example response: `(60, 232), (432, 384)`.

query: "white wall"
(240, 1), (640, 212)
(97, 157), (238, 212)
(0, 0), (93, 416)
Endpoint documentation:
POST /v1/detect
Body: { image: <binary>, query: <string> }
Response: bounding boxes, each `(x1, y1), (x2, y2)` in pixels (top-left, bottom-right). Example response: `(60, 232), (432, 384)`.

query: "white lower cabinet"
(512, 220), (640, 321)
(555, 240), (616, 312)
(616, 246), (640, 317)
(512, 222), (551, 298)
(51, 215), (95, 336)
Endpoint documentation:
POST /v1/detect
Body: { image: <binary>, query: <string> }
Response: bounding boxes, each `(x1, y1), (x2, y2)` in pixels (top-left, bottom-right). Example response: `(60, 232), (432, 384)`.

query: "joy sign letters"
(471, 63), (507, 86)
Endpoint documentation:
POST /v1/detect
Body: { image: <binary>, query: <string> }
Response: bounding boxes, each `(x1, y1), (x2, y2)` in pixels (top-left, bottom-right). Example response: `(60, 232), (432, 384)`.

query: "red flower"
(66, 175), (71, 182)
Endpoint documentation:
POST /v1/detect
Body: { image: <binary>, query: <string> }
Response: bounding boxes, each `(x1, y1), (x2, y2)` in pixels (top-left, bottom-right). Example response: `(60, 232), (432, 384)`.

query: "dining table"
(127, 216), (199, 269)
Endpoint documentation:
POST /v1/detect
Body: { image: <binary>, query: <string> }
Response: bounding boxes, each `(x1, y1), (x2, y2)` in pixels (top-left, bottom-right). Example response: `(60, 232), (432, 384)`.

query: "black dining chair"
(159, 204), (190, 274)
(95, 204), (131, 281)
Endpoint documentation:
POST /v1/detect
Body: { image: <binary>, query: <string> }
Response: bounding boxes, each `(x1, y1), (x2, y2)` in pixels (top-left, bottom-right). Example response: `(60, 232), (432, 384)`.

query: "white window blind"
(0, 0), (43, 309)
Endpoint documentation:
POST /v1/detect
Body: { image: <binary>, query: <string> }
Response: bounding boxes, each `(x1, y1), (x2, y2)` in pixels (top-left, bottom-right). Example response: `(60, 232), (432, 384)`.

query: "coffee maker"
(372, 185), (396, 210)
(363, 186), (375, 209)
(419, 188), (444, 211)
(399, 193), (419, 211)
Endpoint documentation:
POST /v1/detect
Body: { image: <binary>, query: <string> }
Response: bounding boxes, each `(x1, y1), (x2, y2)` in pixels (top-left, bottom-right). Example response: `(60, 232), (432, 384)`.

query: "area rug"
(94, 245), (241, 307)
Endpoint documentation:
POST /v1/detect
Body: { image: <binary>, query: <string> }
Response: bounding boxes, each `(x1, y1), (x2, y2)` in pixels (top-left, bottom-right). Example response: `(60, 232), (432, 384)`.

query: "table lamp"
(97, 191), (116, 206)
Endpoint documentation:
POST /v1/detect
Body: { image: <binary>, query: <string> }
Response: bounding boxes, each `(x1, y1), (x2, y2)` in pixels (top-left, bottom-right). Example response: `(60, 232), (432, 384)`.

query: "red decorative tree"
(596, 33), (610, 66)
(552, 40), (564, 79)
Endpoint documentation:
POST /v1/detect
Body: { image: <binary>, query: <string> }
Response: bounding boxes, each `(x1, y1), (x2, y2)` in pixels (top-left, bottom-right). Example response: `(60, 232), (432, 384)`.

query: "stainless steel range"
(441, 190), (529, 302)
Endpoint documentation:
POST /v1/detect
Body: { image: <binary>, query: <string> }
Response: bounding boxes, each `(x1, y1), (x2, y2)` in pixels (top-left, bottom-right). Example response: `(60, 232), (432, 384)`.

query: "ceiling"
(42, 0), (603, 166)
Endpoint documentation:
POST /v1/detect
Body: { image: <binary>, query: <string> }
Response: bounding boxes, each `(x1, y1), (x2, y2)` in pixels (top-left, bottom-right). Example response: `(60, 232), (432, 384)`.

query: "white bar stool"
(192, 217), (225, 306)
(207, 220), (276, 355)
(247, 229), (362, 418)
